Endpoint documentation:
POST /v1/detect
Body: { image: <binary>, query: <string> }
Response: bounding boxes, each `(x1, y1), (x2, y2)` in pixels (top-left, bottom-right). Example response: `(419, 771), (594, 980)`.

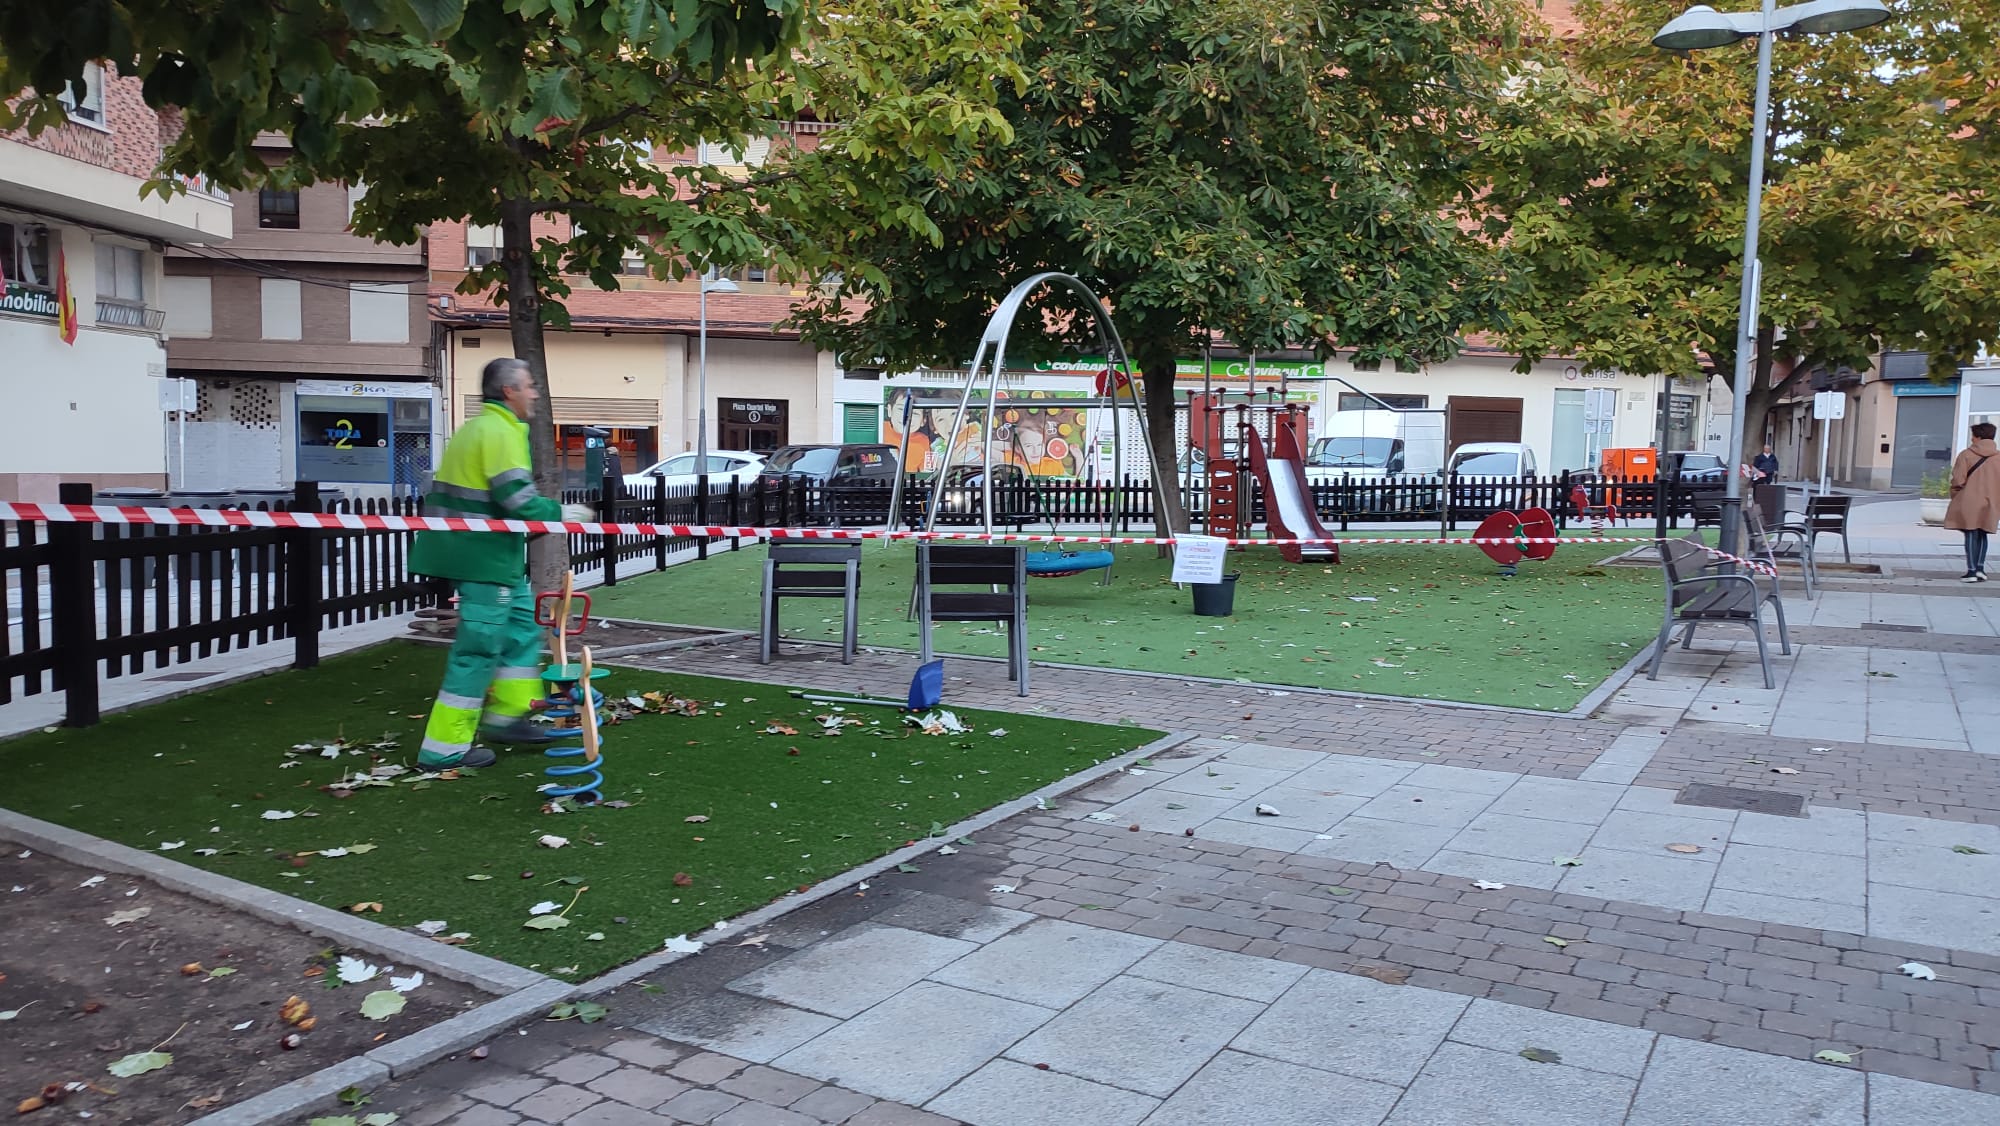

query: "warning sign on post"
(1171, 535), (1229, 584)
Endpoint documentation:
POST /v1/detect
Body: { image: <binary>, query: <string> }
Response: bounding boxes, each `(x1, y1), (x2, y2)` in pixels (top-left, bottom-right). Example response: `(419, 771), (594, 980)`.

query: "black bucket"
(1191, 572), (1240, 617)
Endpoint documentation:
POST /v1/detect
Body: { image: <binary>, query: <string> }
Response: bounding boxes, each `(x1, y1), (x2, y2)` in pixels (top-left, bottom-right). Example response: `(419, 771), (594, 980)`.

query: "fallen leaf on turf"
(280, 996), (311, 1024)
(413, 920), (448, 935)
(158, 841), (184, 851)
(1813, 1050), (1854, 1065)
(336, 956), (380, 984)
(585, 932), (605, 941)
(528, 901), (560, 916)
(1771, 767), (1801, 775)
(350, 901), (383, 914)
(465, 874), (493, 881)
(104, 907), (151, 926)
(1473, 880), (1508, 890)
(663, 934), (704, 954)
(1951, 845), (1988, 855)
(672, 872), (693, 887)
(208, 967), (237, 979)
(1666, 843), (1703, 854)
(359, 990), (406, 1020)
(261, 810), (298, 820)
(523, 916), (571, 930)
(107, 1051), (172, 1077)
(1543, 936), (1569, 948)
(317, 848), (351, 858)
(988, 728), (1008, 737)
(390, 971), (424, 993)
(1898, 962), (1937, 981)
(538, 834), (569, 848)
(684, 815), (709, 823)
(1356, 966), (1409, 985)
(1553, 856), (1584, 867)
(1519, 1047), (1563, 1064)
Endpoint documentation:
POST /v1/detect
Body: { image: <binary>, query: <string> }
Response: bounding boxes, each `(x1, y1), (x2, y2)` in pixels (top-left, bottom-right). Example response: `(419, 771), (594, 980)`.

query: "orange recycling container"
(1598, 448), (1657, 481)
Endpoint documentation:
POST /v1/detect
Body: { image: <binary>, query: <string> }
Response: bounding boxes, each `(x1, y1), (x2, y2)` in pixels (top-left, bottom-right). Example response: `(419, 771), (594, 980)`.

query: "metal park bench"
(917, 544), (1029, 696)
(1646, 529), (1792, 690)
(760, 543), (862, 664)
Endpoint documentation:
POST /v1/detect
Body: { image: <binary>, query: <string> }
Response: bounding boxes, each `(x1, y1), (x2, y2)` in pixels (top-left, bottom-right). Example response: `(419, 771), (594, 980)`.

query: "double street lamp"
(1651, 0), (1891, 554)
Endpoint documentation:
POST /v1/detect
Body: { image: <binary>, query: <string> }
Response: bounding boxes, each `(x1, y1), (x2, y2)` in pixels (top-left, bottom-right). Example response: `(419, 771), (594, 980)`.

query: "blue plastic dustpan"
(792, 659), (945, 711)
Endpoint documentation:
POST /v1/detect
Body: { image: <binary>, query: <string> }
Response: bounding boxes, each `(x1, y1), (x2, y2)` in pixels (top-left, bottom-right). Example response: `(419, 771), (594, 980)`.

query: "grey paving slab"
(1615, 785), (1738, 823)
(1701, 888), (1866, 934)
(1005, 975), (1263, 1097)
(631, 991), (840, 1066)
(1353, 784), (1498, 829)
(1230, 968), (1470, 1086)
(1399, 764), (1523, 795)
(1420, 850), (1565, 890)
(728, 924), (978, 1019)
(876, 893), (1036, 946)
(1446, 998), (1658, 1079)
(1155, 761), (1302, 799)
(1443, 812), (1599, 865)
(1124, 941), (1311, 1004)
(1625, 1036), (1864, 1126)
(1284, 756), (1418, 797)
(1483, 777), (1627, 825)
(929, 919), (1160, 1008)
(772, 981), (1054, 1106)
(1588, 810), (1731, 861)
(1728, 806), (1868, 857)
(1296, 817), (1462, 870)
(1209, 744), (1330, 773)
(1100, 790), (1239, 835)
(1713, 842), (1868, 906)
(1139, 1050), (1402, 1126)
(926, 1059), (1158, 1126)
(1865, 883), (2000, 957)
(1577, 761), (1646, 785)
(1556, 846), (1718, 913)
(1867, 811), (2000, 853)
(1865, 1072), (2000, 1126)
(1218, 785), (1370, 832)
(1191, 816), (1321, 854)
(1868, 840), (2000, 895)
(1382, 1042), (1638, 1126)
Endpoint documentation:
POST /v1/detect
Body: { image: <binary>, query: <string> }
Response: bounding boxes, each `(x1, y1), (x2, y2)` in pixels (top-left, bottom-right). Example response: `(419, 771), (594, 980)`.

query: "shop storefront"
(295, 379), (436, 495)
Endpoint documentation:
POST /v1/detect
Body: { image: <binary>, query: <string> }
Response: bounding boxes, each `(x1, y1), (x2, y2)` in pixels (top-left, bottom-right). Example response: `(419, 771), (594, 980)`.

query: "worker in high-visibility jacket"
(410, 358), (593, 769)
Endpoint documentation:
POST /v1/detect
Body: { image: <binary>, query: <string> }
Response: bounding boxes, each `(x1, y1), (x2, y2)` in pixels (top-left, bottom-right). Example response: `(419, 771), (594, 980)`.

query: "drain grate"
(1675, 783), (1807, 818)
(1861, 622), (1928, 633)
(144, 671), (216, 683)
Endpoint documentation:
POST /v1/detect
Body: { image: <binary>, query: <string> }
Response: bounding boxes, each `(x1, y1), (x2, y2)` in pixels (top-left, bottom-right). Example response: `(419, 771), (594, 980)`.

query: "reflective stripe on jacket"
(408, 401), (562, 583)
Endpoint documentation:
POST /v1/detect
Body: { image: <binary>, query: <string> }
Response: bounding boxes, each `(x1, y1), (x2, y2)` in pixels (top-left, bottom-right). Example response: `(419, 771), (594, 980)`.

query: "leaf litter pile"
(0, 642), (1157, 979)
(0, 849), (477, 1124)
(589, 543), (1662, 712)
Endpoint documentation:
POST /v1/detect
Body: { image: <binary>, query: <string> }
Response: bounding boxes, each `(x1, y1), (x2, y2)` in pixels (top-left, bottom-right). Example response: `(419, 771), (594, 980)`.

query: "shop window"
(57, 62), (105, 126)
(1337, 392), (1429, 411)
(258, 188), (301, 229)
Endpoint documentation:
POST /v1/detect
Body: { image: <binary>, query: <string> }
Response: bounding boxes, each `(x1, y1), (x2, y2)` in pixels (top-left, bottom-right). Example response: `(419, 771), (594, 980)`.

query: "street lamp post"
(696, 273), (739, 557)
(1652, 0), (1890, 555)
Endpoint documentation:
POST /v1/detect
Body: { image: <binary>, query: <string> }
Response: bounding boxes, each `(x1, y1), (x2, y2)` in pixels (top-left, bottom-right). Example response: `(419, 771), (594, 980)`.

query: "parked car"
(755, 444), (901, 524)
(934, 463), (1037, 526)
(1447, 442), (1539, 516)
(1447, 442), (1539, 478)
(623, 450), (764, 493)
(1661, 450), (1728, 483)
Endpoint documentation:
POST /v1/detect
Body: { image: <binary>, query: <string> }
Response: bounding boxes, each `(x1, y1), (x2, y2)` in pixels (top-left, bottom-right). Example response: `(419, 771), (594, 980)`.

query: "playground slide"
(1242, 425), (1339, 564)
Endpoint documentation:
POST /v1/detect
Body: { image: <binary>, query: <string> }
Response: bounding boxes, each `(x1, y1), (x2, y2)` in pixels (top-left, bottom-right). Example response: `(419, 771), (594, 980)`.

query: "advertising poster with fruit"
(884, 388), (1089, 477)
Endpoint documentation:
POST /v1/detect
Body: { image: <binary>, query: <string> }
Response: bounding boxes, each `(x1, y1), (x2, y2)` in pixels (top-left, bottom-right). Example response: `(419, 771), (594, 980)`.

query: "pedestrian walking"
(410, 358), (595, 768)
(1945, 421), (2000, 583)
(1752, 444), (1780, 482)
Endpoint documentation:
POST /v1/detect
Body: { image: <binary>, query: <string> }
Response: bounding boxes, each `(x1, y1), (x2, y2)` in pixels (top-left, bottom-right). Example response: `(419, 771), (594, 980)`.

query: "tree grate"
(1675, 783), (1807, 818)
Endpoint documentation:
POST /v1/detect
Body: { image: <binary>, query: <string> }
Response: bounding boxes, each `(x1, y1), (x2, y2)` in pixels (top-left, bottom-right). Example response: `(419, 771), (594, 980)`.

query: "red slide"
(1241, 423), (1340, 564)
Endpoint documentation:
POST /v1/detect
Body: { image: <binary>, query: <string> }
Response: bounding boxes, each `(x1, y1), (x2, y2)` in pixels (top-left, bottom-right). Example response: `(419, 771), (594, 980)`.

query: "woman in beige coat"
(1945, 421), (2000, 582)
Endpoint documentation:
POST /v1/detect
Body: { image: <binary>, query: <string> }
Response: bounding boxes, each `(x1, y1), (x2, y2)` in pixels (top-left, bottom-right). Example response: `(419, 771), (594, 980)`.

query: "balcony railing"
(96, 299), (167, 330)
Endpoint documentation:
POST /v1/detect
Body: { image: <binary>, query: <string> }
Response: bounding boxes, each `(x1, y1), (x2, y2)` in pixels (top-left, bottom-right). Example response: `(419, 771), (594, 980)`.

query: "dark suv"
(754, 444), (900, 524)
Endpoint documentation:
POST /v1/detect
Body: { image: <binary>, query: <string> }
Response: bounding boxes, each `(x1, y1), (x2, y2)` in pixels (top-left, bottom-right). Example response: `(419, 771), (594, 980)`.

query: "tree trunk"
(1738, 321), (1785, 469)
(500, 195), (570, 592)
(1137, 351), (1188, 537)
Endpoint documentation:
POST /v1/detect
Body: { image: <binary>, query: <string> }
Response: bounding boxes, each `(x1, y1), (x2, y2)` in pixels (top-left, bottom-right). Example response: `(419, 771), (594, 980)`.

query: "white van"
(1304, 410), (1446, 484)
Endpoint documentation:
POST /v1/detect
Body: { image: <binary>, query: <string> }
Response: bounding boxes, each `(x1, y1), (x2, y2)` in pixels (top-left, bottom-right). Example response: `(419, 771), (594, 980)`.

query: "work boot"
(478, 716), (557, 745)
(417, 745), (497, 770)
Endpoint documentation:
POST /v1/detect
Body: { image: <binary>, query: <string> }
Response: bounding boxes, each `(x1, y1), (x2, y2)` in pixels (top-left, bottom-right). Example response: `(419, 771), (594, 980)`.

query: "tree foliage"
(1477, 0), (2000, 459)
(784, 0), (1521, 530)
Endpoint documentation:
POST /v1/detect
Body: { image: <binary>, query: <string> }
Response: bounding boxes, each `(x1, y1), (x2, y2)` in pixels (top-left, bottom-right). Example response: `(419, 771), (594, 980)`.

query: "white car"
(623, 450), (765, 493)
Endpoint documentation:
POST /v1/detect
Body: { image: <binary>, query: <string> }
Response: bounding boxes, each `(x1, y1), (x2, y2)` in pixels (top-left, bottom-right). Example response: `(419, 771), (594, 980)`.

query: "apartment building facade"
(160, 138), (434, 497)
(0, 63), (233, 502)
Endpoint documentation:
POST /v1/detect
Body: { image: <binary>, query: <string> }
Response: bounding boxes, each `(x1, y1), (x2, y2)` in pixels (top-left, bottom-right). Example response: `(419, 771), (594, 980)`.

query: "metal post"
(51, 482), (100, 727)
(1719, 0), (1778, 557)
(288, 480), (323, 670)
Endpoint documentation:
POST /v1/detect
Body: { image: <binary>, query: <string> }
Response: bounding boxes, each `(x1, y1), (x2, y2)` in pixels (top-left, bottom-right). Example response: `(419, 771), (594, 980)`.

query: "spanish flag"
(55, 240), (77, 345)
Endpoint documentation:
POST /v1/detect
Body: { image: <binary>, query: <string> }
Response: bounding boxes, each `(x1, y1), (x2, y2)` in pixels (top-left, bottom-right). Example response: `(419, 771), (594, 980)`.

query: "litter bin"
(1191, 572), (1240, 617)
(93, 488), (168, 588)
(164, 489), (244, 582)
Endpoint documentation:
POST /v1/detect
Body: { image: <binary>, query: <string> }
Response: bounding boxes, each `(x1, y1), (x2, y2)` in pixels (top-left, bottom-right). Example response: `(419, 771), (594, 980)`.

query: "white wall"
(1, 312), (169, 475)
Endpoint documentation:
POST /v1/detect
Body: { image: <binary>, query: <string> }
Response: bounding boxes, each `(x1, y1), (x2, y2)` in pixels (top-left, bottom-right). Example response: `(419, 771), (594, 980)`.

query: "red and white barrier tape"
(0, 502), (1776, 575)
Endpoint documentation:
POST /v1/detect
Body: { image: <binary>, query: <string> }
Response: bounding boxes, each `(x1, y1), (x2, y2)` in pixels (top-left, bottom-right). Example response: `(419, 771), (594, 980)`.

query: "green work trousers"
(419, 579), (543, 763)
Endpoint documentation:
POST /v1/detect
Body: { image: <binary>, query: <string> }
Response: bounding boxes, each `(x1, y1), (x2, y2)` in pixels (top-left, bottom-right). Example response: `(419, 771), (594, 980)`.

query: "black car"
(1662, 451), (1728, 483)
(754, 444), (901, 524)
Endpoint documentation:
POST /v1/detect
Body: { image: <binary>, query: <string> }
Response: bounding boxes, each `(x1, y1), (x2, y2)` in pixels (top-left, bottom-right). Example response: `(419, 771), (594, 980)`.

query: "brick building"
(0, 63), (232, 501)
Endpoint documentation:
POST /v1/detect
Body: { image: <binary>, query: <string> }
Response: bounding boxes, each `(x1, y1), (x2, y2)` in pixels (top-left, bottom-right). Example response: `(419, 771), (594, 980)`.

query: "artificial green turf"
(591, 540), (1665, 711)
(0, 643), (1157, 978)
